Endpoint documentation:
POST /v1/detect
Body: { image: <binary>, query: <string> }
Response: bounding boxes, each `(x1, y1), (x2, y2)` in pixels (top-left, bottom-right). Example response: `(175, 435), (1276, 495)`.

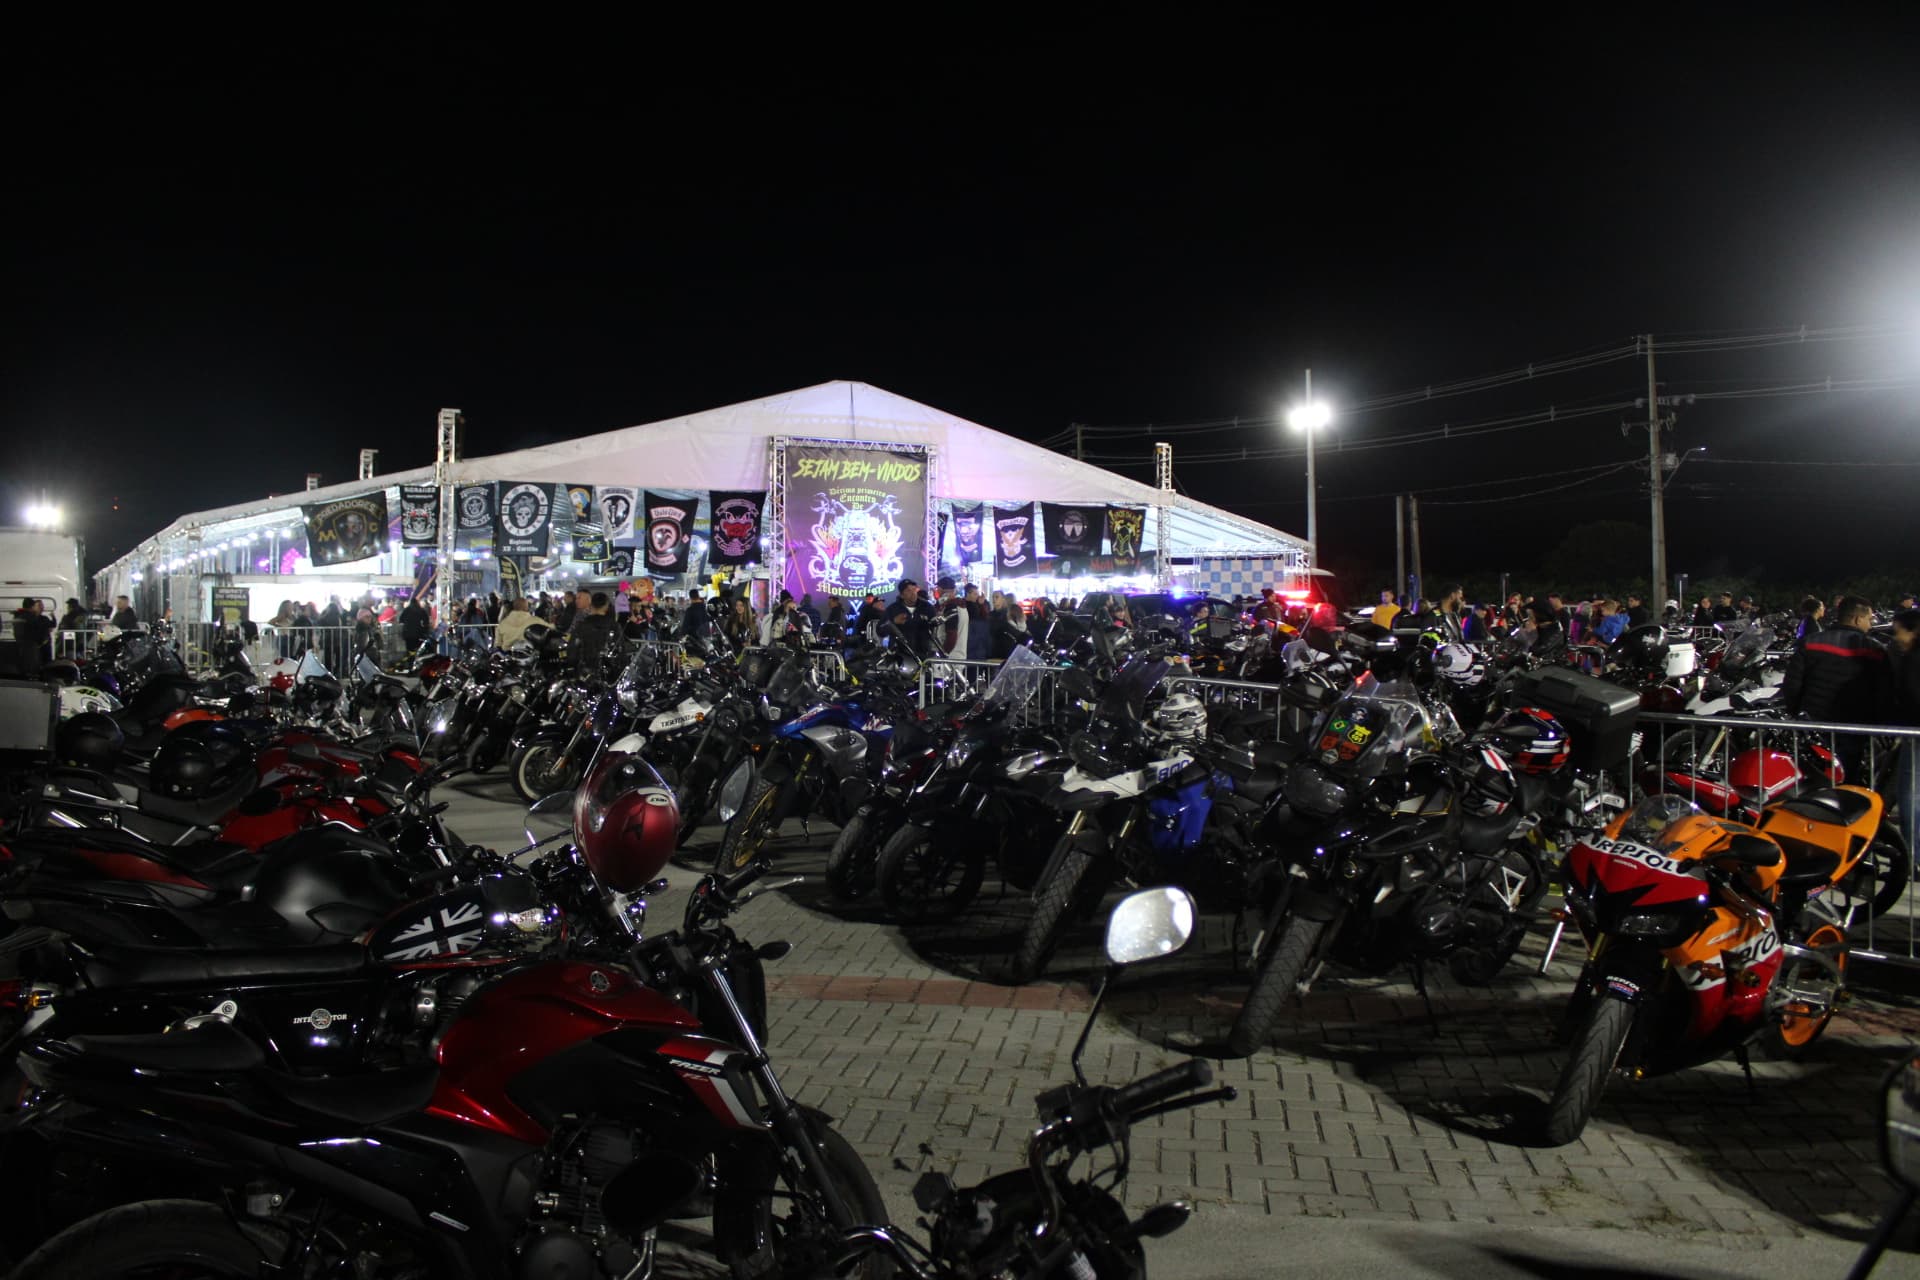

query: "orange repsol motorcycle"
(1542, 785), (1883, 1145)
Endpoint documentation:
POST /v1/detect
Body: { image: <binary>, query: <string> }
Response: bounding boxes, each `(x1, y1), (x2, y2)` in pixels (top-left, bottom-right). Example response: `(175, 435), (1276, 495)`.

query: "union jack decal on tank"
(381, 899), (487, 961)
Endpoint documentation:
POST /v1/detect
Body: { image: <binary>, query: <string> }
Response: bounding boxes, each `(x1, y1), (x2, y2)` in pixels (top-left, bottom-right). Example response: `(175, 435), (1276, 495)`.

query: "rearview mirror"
(524, 790), (573, 846)
(1105, 887), (1196, 967)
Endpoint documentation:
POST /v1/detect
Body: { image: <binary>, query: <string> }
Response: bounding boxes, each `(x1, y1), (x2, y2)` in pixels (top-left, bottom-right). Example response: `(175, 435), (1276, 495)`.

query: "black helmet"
(152, 720), (250, 798)
(523, 623), (557, 653)
(1613, 624), (1670, 675)
(55, 712), (124, 772)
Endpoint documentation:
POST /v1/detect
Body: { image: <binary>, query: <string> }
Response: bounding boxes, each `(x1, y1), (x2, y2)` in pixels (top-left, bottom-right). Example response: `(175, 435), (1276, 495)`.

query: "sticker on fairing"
(1587, 836), (1689, 877)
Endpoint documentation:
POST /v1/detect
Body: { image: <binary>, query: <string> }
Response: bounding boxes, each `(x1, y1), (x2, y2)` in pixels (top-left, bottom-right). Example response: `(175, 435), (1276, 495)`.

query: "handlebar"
(1110, 1059), (1215, 1120)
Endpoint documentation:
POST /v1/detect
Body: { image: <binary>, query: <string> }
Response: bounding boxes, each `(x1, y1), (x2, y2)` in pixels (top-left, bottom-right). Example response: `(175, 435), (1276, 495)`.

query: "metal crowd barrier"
(1633, 711), (1920, 965)
(1168, 673), (1287, 741)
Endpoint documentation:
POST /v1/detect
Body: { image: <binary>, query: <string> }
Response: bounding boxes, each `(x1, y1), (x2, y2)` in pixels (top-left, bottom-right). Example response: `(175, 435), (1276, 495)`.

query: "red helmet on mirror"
(573, 751), (679, 892)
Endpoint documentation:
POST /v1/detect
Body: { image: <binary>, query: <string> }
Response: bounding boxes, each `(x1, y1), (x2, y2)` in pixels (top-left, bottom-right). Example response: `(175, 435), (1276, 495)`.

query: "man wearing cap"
(888, 578), (934, 655)
(930, 576), (970, 657)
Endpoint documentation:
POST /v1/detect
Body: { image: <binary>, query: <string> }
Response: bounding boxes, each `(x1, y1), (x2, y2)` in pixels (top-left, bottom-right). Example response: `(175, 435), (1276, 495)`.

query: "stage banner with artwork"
(455, 484), (495, 552)
(782, 443), (928, 601)
(643, 491), (695, 576)
(210, 586), (251, 627)
(1042, 502), (1100, 575)
(708, 490), (766, 567)
(1105, 506), (1146, 573)
(993, 502), (1037, 577)
(494, 482), (558, 558)
(596, 486), (638, 543)
(399, 484), (440, 546)
(950, 503), (986, 565)
(303, 490), (390, 564)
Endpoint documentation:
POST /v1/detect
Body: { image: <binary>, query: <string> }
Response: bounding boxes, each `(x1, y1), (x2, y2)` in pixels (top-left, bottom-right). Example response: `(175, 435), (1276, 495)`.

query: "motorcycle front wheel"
(715, 772), (782, 875)
(876, 823), (986, 923)
(714, 1110), (892, 1280)
(511, 741), (579, 804)
(12, 1200), (286, 1279)
(1007, 836), (1103, 985)
(1542, 996), (1632, 1146)
(824, 806), (892, 902)
(1226, 914), (1326, 1057)
(1844, 829), (1912, 921)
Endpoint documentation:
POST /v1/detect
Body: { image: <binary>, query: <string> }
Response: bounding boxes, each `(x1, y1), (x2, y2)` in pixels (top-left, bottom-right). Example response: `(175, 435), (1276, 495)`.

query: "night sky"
(5, 14), (1917, 597)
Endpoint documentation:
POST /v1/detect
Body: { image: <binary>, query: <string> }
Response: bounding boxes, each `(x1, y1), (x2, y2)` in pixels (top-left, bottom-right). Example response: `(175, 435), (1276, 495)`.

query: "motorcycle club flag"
(498, 554), (527, 602)
(494, 482), (558, 558)
(951, 503), (986, 565)
(303, 491), (389, 564)
(643, 491), (694, 575)
(936, 509), (950, 565)
(399, 484), (440, 546)
(1105, 506), (1146, 573)
(455, 484), (495, 551)
(707, 490), (766, 567)
(596, 486), (638, 543)
(605, 548), (635, 578)
(565, 484), (595, 529)
(1042, 503), (1099, 575)
(993, 503), (1037, 577)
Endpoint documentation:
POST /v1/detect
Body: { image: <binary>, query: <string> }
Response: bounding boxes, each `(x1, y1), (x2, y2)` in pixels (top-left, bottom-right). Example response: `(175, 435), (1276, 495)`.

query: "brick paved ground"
(443, 777), (1920, 1275)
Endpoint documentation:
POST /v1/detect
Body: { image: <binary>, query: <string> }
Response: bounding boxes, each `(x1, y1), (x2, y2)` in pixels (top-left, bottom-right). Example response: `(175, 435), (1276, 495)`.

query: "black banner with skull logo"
(302, 491), (390, 564)
(1105, 506), (1146, 573)
(643, 491), (694, 576)
(708, 491), (766, 567)
(399, 484), (440, 546)
(493, 482), (558, 558)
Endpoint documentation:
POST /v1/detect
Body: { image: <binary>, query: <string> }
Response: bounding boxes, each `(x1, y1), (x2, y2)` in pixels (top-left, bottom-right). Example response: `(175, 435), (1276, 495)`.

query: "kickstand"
(1409, 958), (1440, 1037)
(1735, 1044), (1757, 1101)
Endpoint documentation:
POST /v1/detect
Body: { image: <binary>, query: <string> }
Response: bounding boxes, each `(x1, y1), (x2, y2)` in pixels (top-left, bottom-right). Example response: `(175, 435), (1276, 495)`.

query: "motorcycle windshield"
(297, 650), (334, 683)
(1311, 676), (1434, 779)
(1616, 793), (1701, 852)
(1097, 654), (1172, 723)
(1722, 622), (1770, 666)
(971, 646), (1048, 717)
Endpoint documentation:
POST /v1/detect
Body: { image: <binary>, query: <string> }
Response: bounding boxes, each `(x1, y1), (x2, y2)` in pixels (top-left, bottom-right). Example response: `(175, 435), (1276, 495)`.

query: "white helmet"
(1434, 643), (1479, 684)
(1150, 692), (1208, 740)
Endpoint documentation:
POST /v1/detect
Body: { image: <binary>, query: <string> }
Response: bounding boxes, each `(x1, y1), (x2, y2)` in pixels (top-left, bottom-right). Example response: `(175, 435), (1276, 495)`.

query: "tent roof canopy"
(104, 381), (1302, 571)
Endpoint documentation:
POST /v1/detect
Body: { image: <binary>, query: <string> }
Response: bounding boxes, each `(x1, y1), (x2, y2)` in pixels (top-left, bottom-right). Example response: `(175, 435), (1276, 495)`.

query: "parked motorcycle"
(1540, 787), (1880, 1144)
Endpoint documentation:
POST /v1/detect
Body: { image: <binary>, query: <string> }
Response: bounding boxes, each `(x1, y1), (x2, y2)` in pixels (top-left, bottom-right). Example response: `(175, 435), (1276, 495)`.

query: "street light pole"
(1304, 368), (1318, 568)
(1646, 335), (1666, 609)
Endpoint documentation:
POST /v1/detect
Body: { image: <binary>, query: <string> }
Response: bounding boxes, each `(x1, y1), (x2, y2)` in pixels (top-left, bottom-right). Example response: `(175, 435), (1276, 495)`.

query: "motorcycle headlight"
(617, 687), (639, 713)
(1616, 911), (1692, 939)
(717, 760), (754, 822)
(762, 704), (783, 722)
(944, 738), (975, 769)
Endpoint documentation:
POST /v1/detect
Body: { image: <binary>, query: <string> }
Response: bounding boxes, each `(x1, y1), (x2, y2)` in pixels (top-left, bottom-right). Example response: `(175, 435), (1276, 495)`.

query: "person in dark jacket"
(1624, 594), (1651, 629)
(57, 598), (88, 633)
(1709, 592), (1739, 624)
(1782, 596), (1892, 778)
(109, 595), (139, 630)
(887, 579), (934, 655)
(399, 597), (431, 652)
(677, 590), (713, 652)
(1888, 609), (1920, 869)
(9, 599), (53, 675)
(569, 592), (620, 674)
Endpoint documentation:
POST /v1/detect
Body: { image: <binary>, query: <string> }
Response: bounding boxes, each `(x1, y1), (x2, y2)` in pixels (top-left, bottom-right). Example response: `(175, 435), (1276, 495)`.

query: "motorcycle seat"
(1777, 788), (1873, 828)
(67, 1021), (265, 1073)
(1236, 766), (1285, 803)
(81, 942), (369, 988)
(1776, 848), (1843, 888)
(263, 1063), (440, 1127)
(1459, 806), (1525, 856)
(139, 770), (256, 828)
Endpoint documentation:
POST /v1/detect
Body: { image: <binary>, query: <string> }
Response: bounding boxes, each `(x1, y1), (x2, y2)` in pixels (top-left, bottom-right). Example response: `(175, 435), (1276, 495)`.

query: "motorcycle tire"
(824, 808), (887, 902)
(1225, 915), (1325, 1057)
(716, 773), (782, 875)
(1762, 922), (1847, 1059)
(1007, 839), (1101, 985)
(1845, 829), (1911, 921)
(510, 741), (578, 805)
(714, 1108), (892, 1280)
(876, 824), (986, 923)
(12, 1200), (285, 1280)
(1541, 996), (1632, 1146)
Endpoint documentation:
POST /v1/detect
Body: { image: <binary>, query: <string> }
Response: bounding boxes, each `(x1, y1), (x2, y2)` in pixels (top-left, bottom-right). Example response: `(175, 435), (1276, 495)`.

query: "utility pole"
(1303, 369), (1318, 568)
(1408, 495), (1423, 606)
(1393, 496), (1406, 604)
(1646, 334), (1666, 610)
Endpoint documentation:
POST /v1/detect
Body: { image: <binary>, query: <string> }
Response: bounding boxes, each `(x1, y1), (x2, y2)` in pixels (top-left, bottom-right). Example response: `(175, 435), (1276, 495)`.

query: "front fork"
(699, 955), (860, 1228)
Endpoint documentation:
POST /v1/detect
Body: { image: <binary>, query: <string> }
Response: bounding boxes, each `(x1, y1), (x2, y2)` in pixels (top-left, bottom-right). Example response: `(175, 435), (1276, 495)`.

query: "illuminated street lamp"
(1286, 369), (1333, 568)
(23, 503), (63, 529)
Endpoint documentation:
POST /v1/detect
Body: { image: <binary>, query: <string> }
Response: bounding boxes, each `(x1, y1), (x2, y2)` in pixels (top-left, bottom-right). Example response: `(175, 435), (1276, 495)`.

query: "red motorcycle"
(4, 752), (887, 1280)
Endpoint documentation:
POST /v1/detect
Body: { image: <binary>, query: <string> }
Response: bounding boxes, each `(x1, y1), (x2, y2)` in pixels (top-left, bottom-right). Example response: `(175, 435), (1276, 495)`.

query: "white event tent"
(97, 381), (1307, 621)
